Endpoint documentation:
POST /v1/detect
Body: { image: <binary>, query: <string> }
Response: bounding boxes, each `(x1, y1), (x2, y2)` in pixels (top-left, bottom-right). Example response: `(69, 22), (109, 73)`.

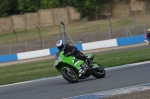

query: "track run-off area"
(0, 43), (150, 99)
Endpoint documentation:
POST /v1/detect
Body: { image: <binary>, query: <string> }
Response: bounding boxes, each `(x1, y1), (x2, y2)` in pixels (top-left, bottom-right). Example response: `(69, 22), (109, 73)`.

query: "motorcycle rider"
(146, 29), (150, 44)
(56, 40), (93, 68)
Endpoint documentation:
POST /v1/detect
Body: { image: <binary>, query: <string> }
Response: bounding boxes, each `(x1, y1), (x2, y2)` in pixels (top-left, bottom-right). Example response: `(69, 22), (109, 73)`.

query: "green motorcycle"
(54, 51), (106, 83)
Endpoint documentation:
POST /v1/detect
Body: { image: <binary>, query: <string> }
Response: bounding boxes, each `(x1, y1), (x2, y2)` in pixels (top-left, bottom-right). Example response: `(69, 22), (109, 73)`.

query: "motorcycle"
(54, 51), (106, 83)
(144, 34), (150, 44)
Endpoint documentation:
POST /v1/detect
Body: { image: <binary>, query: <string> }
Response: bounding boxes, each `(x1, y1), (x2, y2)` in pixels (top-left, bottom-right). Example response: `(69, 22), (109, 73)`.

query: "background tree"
(0, 0), (18, 17)
(40, 0), (58, 9)
(0, 0), (111, 18)
(57, 0), (110, 19)
(17, 0), (41, 14)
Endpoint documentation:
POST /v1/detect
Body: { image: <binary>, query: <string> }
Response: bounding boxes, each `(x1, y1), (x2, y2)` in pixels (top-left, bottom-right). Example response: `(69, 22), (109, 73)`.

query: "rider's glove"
(65, 52), (71, 56)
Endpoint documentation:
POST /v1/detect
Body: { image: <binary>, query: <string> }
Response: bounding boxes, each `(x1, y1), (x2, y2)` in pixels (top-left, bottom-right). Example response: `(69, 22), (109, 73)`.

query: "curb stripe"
(64, 83), (150, 99)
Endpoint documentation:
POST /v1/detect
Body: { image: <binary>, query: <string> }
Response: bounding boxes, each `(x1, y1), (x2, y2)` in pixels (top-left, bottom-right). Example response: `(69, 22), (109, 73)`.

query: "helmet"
(56, 40), (66, 50)
(147, 29), (150, 33)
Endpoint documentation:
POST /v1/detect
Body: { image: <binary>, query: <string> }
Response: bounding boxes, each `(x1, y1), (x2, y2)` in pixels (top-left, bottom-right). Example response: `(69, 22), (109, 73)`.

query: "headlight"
(54, 57), (62, 67)
(58, 57), (62, 62)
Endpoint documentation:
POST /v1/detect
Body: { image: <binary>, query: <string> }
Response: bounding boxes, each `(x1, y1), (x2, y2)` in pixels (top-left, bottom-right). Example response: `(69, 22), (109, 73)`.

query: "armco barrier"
(117, 35), (145, 46)
(50, 47), (59, 55)
(82, 39), (117, 50)
(0, 54), (18, 62)
(17, 49), (50, 60)
(0, 35), (145, 63)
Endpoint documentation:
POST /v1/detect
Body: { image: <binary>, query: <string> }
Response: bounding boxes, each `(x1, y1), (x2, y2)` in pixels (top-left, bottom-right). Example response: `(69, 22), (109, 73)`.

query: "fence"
(0, 14), (150, 55)
(1, 0), (150, 34)
(0, 7), (80, 34)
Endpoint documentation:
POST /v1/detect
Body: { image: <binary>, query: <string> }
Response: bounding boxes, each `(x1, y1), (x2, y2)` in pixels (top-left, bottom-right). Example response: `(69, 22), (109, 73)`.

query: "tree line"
(0, 0), (110, 18)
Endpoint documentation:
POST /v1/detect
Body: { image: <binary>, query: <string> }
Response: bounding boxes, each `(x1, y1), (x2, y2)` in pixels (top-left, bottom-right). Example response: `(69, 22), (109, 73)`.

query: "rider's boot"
(148, 39), (150, 45)
(85, 58), (94, 68)
(85, 58), (99, 69)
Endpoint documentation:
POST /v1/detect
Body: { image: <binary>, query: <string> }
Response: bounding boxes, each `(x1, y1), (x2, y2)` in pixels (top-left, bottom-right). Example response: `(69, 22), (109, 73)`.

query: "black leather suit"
(146, 33), (150, 41)
(63, 43), (87, 61)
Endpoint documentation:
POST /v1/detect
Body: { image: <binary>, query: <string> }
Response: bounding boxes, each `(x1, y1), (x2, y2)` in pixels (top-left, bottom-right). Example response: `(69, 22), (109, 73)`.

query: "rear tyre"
(92, 63), (106, 78)
(61, 67), (79, 83)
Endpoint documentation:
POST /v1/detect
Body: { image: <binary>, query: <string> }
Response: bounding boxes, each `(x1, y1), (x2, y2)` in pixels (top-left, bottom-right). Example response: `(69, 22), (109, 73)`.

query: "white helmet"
(56, 40), (66, 50)
(147, 29), (150, 33)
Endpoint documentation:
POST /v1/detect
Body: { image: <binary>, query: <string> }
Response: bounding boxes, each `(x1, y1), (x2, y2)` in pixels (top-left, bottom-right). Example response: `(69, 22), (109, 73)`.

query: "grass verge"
(0, 48), (150, 85)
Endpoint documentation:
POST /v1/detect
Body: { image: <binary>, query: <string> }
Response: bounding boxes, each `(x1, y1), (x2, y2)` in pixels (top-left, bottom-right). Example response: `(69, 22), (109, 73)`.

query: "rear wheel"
(92, 62), (106, 78)
(61, 67), (79, 83)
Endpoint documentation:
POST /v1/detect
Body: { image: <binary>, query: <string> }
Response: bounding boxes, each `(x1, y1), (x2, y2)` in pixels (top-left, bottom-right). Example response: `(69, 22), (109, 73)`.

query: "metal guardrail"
(0, 16), (150, 55)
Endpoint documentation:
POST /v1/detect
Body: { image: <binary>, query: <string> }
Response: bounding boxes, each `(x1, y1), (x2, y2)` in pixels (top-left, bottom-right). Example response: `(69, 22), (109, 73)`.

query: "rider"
(146, 29), (150, 44)
(56, 40), (93, 68)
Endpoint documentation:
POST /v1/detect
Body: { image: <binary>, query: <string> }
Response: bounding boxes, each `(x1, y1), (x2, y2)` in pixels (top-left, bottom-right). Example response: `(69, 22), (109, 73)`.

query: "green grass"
(0, 26), (61, 45)
(95, 48), (150, 67)
(114, 19), (133, 27)
(0, 48), (150, 85)
(0, 60), (59, 85)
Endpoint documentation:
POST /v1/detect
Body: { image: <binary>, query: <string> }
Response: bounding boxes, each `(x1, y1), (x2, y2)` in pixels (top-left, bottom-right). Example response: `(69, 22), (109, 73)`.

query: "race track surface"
(0, 63), (150, 99)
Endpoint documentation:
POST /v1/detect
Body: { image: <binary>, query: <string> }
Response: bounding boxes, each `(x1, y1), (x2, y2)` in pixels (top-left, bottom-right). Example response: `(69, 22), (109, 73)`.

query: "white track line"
(0, 61), (150, 88)
(0, 76), (62, 88)
(64, 83), (150, 99)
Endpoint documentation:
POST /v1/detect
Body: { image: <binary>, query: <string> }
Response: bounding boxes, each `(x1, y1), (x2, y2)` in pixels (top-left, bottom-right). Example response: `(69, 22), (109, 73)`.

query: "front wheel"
(61, 67), (79, 83)
(92, 62), (106, 78)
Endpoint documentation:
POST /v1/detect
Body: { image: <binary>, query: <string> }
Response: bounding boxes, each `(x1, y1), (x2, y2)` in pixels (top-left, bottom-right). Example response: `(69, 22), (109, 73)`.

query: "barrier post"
(105, 14), (112, 39)
(82, 18), (89, 42)
(36, 26), (43, 49)
(13, 30), (19, 52)
(131, 11), (137, 35)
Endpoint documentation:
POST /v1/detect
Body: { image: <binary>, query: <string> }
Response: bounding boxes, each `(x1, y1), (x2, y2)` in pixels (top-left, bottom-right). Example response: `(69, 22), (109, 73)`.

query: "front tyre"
(92, 63), (106, 78)
(61, 67), (79, 83)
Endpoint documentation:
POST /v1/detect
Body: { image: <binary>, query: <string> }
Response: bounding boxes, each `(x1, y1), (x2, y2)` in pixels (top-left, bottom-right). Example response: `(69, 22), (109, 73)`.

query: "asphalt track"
(0, 63), (150, 99)
(0, 43), (150, 99)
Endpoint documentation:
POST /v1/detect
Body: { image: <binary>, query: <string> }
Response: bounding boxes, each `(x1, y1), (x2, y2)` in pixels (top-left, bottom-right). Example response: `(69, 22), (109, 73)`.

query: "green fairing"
(54, 51), (93, 72)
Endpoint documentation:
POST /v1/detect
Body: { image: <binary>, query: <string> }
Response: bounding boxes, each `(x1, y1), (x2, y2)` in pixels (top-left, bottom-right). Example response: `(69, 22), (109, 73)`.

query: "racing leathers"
(146, 33), (150, 44)
(63, 43), (93, 67)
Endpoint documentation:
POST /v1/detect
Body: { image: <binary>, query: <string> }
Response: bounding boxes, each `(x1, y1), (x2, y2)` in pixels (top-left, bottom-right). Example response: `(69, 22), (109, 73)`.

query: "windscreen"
(55, 52), (59, 59)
